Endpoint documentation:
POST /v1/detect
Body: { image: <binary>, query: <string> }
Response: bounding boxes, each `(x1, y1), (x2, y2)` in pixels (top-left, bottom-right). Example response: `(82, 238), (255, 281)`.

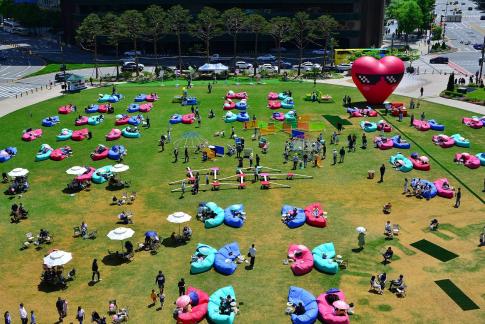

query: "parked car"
(473, 43), (484, 50)
(429, 56), (449, 64)
(209, 54), (221, 62)
(311, 49), (331, 55)
(121, 61), (144, 72)
(235, 61), (253, 70)
(336, 63), (353, 72)
(54, 72), (73, 83)
(258, 63), (278, 72)
(257, 54), (276, 62)
(293, 61), (322, 71)
(468, 6), (473, 10)
(279, 61), (293, 69)
(481, 15), (485, 20)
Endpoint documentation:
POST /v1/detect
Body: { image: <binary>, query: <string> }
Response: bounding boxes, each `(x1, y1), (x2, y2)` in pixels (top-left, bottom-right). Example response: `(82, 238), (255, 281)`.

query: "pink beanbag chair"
(268, 92), (279, 100)
(72, 128), (89, 141)
(22, 129), (43, 141)
(375, 137), (393, 150)
(377, 121), (392, 132)
(304, 203), (327, 228)
(146, 94), (158, 102)
(182, 113), (195, 124)
(75, 167), (96, 182)
(58, 105), (74, 114)
(115, 115), (130, 125)
(223, 101), (236, 110)
(462, 117), (483, 129)
(268, 101), (282, 109)
(317, 291), (350, 324)
(75, 116), (88, 126)
(409, 156), (430, 171)
(288, 244), (313, 276)
(97, 104), (108, 113)
(432, 135), (455, 148)
(454, 153), (481, 169)
(434, 178), (454, 199)
(139, 103), (153, 113)
(413, 119), (430, 131)
(106, 129), (122, 141)
(177, 286), (209, 324)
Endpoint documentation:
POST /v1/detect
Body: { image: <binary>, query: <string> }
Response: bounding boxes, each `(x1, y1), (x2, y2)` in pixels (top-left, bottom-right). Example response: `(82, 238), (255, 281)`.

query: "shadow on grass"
(162, 237), (187, 248)
(37, 281), (66, 293)
(101, 253), (126, 266)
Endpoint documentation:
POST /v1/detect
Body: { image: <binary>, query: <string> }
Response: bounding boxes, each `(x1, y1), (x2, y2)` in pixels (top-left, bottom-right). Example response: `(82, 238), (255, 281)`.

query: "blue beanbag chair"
(128, 115), (143, 126)
(428, 119), (445, 131)
(419, 179), (438, 199)
(108, 145), (126, 160)
(204, 202), (225, 228)
(214, 242), (240, 275)
(312, 242), (339, 274)
(42, 116), (60, 127)
(134, 94), (146, 102)
(281, 205), (306, 229)
(288, 286), (318, 324)
(85, 104), (99, 113)
(392, 135), (411, 149)
(127, 104), (140, 113)
(169, 114), (182, 124)
(224, 204), (245, 228)
(208, 286), (236, 324)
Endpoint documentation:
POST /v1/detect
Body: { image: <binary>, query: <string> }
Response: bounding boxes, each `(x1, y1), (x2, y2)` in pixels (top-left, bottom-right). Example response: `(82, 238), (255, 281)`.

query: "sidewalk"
(319, 75), (485, 115)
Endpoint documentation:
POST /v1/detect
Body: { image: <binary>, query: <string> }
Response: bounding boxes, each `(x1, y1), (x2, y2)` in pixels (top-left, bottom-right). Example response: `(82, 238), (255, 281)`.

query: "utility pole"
(443, 2), (448, 41)
(479, 36), (485, 81)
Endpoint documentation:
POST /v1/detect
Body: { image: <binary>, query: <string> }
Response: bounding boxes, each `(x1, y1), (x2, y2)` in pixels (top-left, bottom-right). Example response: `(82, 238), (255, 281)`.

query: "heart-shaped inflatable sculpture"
(351, 56), (405, 104)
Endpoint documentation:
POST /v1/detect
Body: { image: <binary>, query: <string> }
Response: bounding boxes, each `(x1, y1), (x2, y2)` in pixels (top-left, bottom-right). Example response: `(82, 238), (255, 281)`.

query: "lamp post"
(479, 36), (485, 81)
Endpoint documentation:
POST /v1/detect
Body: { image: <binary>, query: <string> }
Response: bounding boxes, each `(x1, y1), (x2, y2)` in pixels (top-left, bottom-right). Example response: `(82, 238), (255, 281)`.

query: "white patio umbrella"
(356, 226), (366, 233)
(112, 164), (130, 173)
(66, 166), (88, 175)
(43, 250), (72, 268)
(8, 168), (29, 177)
(107, 227), (135, 250)
(167, 212), (192, 236)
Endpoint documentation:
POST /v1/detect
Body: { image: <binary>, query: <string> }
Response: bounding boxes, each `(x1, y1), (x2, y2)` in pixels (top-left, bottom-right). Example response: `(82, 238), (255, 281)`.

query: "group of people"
(7, 175), (29, 195)
(409, 178), (434, 199)
(10, 203), (28, 222)
(370, 273), (405, 295)
(281, 207), (299, 224)
(218, 295), (237, 316)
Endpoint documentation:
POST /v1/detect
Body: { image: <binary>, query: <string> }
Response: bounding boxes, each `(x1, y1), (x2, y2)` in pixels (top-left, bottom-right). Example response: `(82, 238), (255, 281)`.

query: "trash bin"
(368, 170), (375, 179)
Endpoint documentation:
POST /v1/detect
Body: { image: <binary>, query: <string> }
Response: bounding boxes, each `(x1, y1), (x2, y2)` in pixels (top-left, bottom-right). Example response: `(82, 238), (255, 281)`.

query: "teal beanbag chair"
(204, 202), (225, 228)
(312, 242), (339, 274)
(191, 243), (217, 274)
(208, 286), (236, 324)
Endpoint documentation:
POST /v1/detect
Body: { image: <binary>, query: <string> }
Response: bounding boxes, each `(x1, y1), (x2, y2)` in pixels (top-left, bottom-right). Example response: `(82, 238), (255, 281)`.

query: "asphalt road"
(435, 0), (485, 74)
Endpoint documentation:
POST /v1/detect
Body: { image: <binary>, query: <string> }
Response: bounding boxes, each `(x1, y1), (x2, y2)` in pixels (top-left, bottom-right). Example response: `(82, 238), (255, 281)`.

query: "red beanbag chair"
(304, 203), (327, 228)
(177, 286), (209, 324)
(288, 244), (313, 276)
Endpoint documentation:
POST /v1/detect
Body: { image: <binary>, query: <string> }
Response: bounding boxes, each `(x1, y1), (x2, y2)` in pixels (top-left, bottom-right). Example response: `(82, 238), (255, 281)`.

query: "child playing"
(150, 289), (157, 306)
(157, 289), (165, 309)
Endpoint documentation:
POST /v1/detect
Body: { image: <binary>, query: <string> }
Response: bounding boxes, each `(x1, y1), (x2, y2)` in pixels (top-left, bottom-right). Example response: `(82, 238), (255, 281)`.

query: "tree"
(290, 12), (312, 76)
(167, 5), (191, 72)
(221, 8), (247, 69)
(119, 10), (146, 76)
(311, 15), (339, 72)
(267, 17), (292, 74)
(145, 5), (167, 66)
(417, 0), (435, 31)
(395, 0), (423, 44)
(76, 13), (103, 78)
(386, 0), (405, 19)
(104, 13), (122, 58)
(191, 7), (223, 62)
(246, 14), (267, 75)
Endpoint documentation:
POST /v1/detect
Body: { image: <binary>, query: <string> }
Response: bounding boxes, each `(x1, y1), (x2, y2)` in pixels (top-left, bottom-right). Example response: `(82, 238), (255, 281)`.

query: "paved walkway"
(320, 74), (485, 115)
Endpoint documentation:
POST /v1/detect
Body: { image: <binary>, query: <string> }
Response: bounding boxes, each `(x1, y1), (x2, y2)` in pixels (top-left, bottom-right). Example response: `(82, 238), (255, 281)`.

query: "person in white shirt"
(19, 303), (28, 324)
(248, 244), (256, 269)
(76, 306), (85, 324)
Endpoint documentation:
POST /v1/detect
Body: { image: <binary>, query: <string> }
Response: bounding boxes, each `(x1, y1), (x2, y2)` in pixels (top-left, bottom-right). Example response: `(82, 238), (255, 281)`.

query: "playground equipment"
(259, 170), (313, 190)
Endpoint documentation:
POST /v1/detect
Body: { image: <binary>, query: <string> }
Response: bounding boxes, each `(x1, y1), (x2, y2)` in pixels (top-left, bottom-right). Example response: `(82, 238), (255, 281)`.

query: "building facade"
(60, 0), (384, 50)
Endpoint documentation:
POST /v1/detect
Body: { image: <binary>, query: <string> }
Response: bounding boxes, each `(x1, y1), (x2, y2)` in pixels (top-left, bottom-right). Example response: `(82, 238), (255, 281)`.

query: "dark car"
(54, 72), (73, 83)
(429, 57), (449, 64)
(481, 15), (485, 20)
(121, 61), (144, 72)
(473, 43), (484, 50)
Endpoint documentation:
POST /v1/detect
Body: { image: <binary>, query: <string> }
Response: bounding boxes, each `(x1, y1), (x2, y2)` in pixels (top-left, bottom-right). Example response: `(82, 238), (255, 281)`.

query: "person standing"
(160, 137), (165, 152)
(180, 180), (186, 198)
(339, 147), (345, 163)
(403, 178), (409, 194)
(197, 115), (201, 128)
(249, 153), (253, 168)
(379, 164), (386, 183)
(76, 306), (85, 324)
(4, 311), (11, 324)
(87, 130), (92, 140)
(410, 113), (414, 127)
(184, 147), (189, 163)
(30, 310), (36, 324)
(255, 154), (260, 167)
(398, 110), (403, 122)
(332, 149), (337, 165)
(173, 148), (178, 163)
(358, 231), (366, 250)
(420, 86), (424, 96)
(230, 126), (235, 139)
(146, 116), (150, 129)
(420, 111), (425, 121)
(208, 82), (212, 94)
(178, 278), (186, 296)
(155, 271), (165, 291)
(292, 154), (299, 170)
(19, 304), (27, 324)
(91, 259), (100, 282)
(302, 153), (308, 168)
(56, 298), (64, 322)
(322, 143), (326, 159)
(248, 244), (256, 269)
(454, 188), (461, 208)
(362, 133), (367, 149)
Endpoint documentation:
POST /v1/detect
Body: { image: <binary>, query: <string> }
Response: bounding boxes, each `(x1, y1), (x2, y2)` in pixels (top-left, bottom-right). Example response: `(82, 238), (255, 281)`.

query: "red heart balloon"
(351, 56), (405, 104)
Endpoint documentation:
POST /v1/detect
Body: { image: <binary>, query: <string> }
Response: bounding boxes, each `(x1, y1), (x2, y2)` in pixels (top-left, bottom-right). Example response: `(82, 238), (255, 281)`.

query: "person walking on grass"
(332, 149), (337, 165)
(208, 83), (212, 94)
(256, 154), (260, 167)
(339, 147), (345, 163)
(157, 289), (165, 309)
(420, 86), (424, 97)
(91, 258), (101, 282)
(76, 306), (85, 324)
(180, 180), (186, 198)
(19, 304), (27, 324)
(155, 271), (165, 291)
(403, 178), (409, 194)
(454, 187), (461, 208)
(248, 244), (256, 269)
(379, 164), (386, 183)
(410, 114), (414, 127)
(184, 147), (189, 163)
(167, 128), (171, 143)
(178, 278), (186, 296)
(30, 310), (36, 324)
(292, 154), (299, 170)
(146, 116), (150, 129)
(173, 148), (178, 163)
(358, 231), (366, 250)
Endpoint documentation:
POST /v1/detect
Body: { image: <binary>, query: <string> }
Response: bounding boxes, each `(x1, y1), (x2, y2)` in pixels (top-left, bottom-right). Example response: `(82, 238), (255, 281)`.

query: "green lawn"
(0, 81), (483, 323)
(24, 63), (115, 78)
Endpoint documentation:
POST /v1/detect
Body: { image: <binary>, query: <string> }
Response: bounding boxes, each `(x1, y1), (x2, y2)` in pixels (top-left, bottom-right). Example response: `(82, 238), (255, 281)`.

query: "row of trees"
(76, 5), (339, 77)
(0, 0), (61, 30)
(387, 0), (436, 43)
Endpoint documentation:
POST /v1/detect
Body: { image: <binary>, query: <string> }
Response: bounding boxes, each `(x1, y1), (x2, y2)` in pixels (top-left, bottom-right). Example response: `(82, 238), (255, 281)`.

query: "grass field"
(0, 81), (483, 323)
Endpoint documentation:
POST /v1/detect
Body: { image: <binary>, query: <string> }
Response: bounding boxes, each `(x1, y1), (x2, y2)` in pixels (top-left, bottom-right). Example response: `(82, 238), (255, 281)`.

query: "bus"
(3, 19), (21, 33)
(334, 48), (389, 65)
